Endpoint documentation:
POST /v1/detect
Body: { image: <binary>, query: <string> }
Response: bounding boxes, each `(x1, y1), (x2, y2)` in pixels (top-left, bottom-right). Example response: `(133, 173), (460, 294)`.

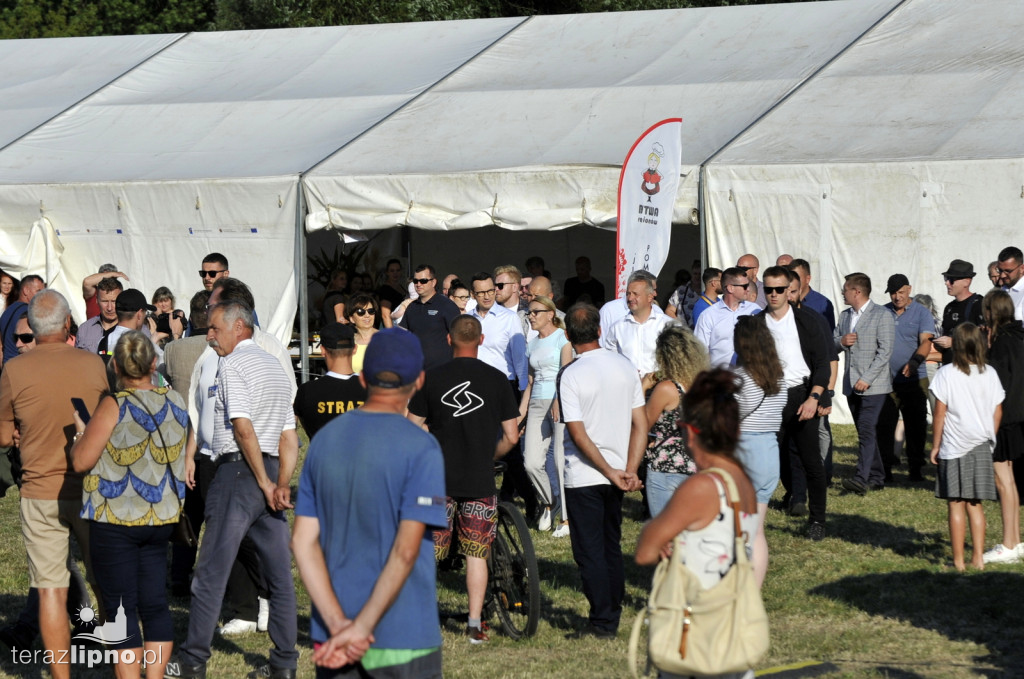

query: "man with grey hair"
(0, 290), (107, 679)
(167, 300), (299, 679)
(604, 271), (673, 379)
(598, 269), (662, 348)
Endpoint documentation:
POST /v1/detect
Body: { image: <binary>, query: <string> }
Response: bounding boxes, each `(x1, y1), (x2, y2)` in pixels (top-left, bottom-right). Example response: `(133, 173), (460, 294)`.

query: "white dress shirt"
(694, 299), (761, 367)
(605, 311), (673, 375)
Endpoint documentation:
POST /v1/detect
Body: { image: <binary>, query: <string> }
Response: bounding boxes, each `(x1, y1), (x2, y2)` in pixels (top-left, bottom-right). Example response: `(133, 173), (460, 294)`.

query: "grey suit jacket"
(161, 335), (209, 411)
(835, 301), (895, 396)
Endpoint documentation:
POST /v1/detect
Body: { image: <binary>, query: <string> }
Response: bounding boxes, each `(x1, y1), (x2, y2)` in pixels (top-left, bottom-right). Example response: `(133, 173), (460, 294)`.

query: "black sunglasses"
(764, 286), (789, 295)
(412, 278), (434, 285)
(494, 282), (514, 290)
(728, 282), (750, 290)
(199, 269), (226, 278)
(15, 333), (34, 344)
(353, 308), (376, 316)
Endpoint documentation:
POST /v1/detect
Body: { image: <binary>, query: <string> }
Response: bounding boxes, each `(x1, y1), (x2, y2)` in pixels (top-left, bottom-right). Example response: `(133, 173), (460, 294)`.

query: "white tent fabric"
(0, 34), (182, 150)
(0, 19), (523, 340)
(304, 0), (898, 233)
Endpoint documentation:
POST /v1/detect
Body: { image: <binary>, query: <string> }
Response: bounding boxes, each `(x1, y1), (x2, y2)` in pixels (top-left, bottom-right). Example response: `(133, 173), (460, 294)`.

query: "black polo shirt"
(398, 292), (462, 370)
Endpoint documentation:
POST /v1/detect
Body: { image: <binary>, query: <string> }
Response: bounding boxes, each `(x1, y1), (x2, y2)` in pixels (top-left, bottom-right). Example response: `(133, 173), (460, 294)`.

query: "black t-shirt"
(563, 276), (606, 308)
(408, 357), (519, 498)
(397, 293), (461, 370)
(375, 284), (406, 311)
(293, 373), (368, 440)
(940, 293), (984, 364)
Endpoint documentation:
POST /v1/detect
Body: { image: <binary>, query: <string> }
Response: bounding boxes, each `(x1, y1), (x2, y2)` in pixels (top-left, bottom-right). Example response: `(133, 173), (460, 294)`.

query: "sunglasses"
(198, 269), (226, 278)
(353, 308), (376, 316)
(527, 308), (551, 316)
(728, 282), (750, 290)
(494, 282), (514, 290)
(764, 286), (789, 295)
(15, 333), (34, 344)
(412, 278), (434, 285)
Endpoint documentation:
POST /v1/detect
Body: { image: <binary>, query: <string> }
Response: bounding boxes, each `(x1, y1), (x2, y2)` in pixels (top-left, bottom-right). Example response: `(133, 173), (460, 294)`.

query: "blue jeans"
(645, 468), (688, 517)
(736, 432), (780, 504)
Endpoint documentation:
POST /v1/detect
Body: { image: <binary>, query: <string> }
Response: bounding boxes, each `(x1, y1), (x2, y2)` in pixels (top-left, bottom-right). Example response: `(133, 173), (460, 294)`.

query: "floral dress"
(645, 381), (697, 475)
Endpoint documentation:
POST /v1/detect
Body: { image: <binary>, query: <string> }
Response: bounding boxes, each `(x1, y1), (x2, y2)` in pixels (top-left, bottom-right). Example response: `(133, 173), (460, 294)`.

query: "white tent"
(0, 19), (524, 341)
(304, 0), (898, 234)
(705, 0), (1024, 317)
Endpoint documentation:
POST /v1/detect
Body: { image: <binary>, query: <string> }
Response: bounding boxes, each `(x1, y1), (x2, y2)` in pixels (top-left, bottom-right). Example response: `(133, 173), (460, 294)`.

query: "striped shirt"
(212, 339), (296, 458)
(734, 367), (787, 433)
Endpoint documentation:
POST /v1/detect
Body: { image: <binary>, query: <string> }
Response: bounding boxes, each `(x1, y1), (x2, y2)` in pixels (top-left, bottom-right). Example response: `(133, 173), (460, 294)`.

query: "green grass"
(1, 425), (1024, 677)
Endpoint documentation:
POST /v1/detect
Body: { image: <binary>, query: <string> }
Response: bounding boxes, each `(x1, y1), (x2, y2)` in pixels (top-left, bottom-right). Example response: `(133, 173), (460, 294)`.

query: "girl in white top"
(637, 368), (760, 679)
(929, 323), (1004, 572)
(519, 295), (572, 535)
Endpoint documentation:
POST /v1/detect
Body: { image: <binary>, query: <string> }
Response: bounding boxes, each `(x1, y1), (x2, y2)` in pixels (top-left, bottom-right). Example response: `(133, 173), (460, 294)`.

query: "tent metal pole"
(296, 181), (309, 384)
(698, 164), (707, 273)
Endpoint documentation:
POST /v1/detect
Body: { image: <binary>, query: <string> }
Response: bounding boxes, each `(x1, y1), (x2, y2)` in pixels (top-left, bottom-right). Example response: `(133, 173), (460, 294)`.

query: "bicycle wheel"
(488, 501), (541, 639)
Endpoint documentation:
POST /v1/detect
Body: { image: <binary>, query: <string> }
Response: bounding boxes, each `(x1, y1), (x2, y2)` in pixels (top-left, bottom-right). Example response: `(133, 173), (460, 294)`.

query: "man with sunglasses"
(199, 253), (230, 292)
(761, 267), (833, 539)
(996, 246), (1024, 320)
(694, 266), (761, 367)
(737, 253), (767, 309)
(933, 260), (984, 365)
(397, 264), (461, 371)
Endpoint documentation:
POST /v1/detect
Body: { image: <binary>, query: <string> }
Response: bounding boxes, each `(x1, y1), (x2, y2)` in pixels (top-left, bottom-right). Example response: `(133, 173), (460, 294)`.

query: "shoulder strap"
(701, 467), (742, 539)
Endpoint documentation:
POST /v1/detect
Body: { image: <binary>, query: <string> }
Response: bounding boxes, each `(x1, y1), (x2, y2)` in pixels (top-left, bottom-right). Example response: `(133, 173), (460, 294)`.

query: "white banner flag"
(615, 118), (682, 298)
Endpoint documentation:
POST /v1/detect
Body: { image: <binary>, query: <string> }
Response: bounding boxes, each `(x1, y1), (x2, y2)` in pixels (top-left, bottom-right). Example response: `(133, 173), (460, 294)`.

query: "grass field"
(1, 424), (1023, 678)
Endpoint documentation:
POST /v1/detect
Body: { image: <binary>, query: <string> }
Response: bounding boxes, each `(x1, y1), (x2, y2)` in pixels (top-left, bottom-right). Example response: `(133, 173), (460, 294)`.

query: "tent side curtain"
(0, 177), (300, 346)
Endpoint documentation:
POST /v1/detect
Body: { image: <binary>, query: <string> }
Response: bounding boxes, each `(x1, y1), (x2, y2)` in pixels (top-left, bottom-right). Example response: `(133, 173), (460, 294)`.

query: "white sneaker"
(1016, 543), (1024, 559)
(218, 618), (257, 635)
(537, 507), (552, 532)
(552, 522), (570, 538)
(982, 543), (1020, 564)
(257, 597), (269, 632)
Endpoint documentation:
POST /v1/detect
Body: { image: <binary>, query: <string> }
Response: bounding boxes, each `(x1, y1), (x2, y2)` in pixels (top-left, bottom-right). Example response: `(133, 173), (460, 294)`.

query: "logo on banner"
(641, 143), (664, 197)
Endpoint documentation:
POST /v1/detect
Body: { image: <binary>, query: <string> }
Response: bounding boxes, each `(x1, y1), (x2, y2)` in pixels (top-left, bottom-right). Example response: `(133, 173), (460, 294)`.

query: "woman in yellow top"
(72, 331), (193, 679)
(346, 292), (379, 375)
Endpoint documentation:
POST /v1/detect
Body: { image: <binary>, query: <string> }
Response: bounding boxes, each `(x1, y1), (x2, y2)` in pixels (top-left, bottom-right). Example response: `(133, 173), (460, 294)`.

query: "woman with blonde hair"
(643, 324), (710, 516)
(519, 295), (572, 535)
(72, 331), (192, 678)
(980, 290), (1024, 564)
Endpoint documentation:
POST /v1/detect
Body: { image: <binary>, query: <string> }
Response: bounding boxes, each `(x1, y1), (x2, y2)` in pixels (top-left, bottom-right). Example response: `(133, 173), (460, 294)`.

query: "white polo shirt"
(694, 299), (761, 367)
(605, 311), (673, 376)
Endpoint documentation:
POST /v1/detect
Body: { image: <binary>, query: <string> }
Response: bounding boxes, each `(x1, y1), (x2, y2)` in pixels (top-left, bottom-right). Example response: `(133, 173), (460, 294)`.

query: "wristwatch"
(810, 392), (820, 401)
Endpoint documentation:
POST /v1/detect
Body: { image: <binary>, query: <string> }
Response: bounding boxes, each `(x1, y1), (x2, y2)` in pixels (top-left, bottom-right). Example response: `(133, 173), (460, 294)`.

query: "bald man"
(777, 254), (794, 267)
(737, 254), (766, 309)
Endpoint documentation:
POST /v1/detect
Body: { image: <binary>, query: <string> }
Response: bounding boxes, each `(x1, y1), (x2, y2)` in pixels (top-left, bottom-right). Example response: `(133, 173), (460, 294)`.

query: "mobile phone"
(71, 398), (91, 425)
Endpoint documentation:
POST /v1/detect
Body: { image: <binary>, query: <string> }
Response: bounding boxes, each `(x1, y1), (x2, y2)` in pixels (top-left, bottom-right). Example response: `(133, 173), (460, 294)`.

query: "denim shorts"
(736, 431), (780, 504)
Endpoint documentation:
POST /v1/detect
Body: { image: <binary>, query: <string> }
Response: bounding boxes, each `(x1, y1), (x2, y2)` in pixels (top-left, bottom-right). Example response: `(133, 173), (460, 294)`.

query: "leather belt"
(215, 451), (277, 466)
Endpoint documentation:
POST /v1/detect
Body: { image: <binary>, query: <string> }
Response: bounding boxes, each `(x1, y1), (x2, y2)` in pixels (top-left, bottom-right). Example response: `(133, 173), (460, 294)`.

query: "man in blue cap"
(292, 328), (447, 677)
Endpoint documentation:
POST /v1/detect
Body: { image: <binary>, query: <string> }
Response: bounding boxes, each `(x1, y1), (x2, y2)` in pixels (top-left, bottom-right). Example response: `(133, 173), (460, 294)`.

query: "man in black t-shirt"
(398, 263), (462, 370)
(293, 323), (367, 440)
(562, 256), (606, 309)
(408, 315), (519, 643)
(934, 259), (984, 364)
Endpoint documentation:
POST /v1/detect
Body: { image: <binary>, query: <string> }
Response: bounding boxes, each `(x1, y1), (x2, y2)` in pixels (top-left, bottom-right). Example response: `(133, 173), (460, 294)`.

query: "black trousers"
(777, 386), (827, 524)
(876, 379), (929, 475)
(565, 484), (625, 632)
(170, 454), (265, 619)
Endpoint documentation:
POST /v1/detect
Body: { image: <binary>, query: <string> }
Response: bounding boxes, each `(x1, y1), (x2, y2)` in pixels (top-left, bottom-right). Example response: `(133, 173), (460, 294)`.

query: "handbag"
(128, 391), (196, 549)
(629, 467), (769, 678)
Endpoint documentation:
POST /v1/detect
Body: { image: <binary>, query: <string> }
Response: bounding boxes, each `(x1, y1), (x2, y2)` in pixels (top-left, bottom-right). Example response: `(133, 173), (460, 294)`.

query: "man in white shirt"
(598, 270), (660, 349)
(997, 246), (1024, 320)
(605, 271), (673, 379)
(558, 304), (646, 639)
(694, 266), (761, 367)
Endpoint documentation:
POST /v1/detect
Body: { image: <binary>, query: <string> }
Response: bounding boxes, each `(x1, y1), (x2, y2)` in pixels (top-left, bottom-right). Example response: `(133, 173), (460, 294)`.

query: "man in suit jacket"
(835, 273), (894, 494)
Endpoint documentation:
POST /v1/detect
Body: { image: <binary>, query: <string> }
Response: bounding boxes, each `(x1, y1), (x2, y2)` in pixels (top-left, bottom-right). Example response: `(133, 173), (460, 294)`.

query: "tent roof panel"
(714, 0), (1024, 163)
(308, 0), (897, 176)
(0, 33), (182, 148)
(0, 18), (523, 183)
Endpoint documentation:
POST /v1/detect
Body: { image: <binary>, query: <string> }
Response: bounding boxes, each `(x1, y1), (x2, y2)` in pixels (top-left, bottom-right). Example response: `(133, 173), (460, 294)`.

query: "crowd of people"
(0, 242), (1022, 678)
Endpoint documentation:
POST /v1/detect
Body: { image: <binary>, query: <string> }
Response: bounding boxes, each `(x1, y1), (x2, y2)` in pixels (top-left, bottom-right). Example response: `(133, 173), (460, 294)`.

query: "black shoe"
(0, 622), (36, 650)
(164, 658), (207, 678)
(841, 477), (868, 495)
(868, 482), (885, 491)
(908, 470), (924, 482)
(883, 471), (894, 483)
(247, 665), (296, 679)
(807, 522), (825, 541)
(789, 502), (808, 517)
(565, 625), (616, 640)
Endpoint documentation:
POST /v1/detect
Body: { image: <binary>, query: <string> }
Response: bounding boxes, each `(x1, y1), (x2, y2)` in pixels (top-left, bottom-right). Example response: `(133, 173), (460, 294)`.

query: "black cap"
(115, 289), (156, 314)
(942, 259), (976, 279)
(320, 323), (355, 350)
(885, 274), (910, 294)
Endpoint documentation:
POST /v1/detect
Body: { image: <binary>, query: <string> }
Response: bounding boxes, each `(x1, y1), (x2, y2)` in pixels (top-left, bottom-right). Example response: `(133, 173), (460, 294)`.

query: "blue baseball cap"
(362, 328), (423, 388)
